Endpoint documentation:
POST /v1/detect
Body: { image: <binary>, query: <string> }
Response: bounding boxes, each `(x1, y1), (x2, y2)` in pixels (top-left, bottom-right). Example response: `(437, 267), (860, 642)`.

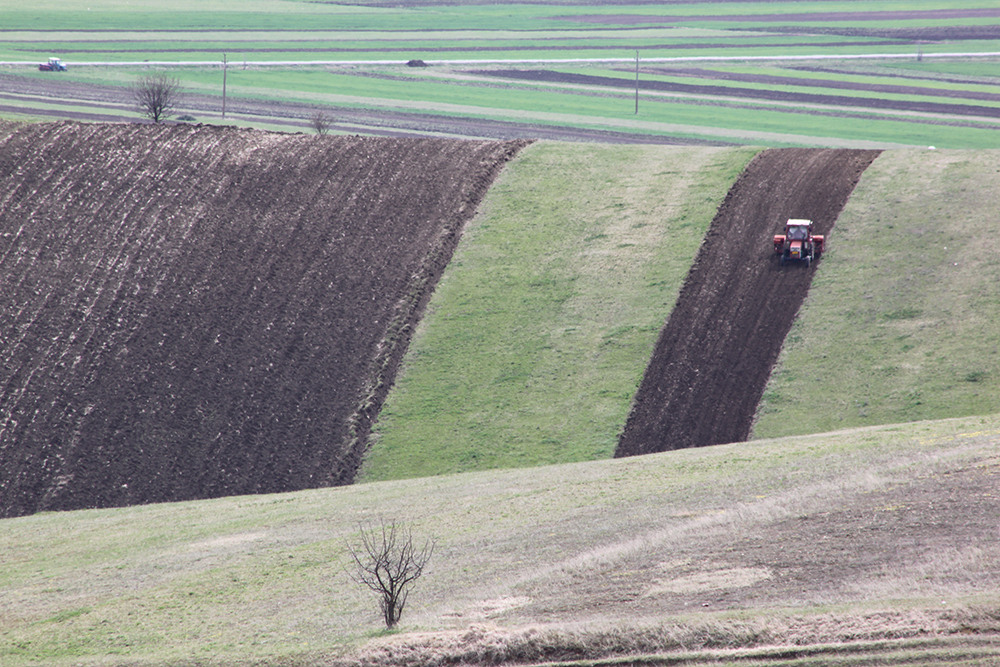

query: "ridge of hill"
(0, 121), (527, 518)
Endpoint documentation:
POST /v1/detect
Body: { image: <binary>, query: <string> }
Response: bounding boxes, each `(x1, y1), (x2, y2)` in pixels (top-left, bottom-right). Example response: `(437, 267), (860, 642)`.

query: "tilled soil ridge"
(0, 122), (527, 518)
(616, 148), (880, 457)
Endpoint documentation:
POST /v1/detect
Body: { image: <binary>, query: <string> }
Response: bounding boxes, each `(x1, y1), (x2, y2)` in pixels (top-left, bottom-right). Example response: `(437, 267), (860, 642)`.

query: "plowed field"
(616, 148), (880, 457)
(0, 122), (526, 518)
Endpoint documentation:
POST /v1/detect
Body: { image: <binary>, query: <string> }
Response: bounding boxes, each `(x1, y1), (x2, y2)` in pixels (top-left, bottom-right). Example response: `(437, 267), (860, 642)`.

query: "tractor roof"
(786, 218), (813, 227)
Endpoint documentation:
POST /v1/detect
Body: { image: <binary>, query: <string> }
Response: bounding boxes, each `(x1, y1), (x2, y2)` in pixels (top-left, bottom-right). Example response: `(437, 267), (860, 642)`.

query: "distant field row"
(0, 0), (1000, 148)
(5, 0), (1000, 36)
(4, 0), (1000, 62)
(6, 56), (1000, 148)
(4, 0), (1000, 147)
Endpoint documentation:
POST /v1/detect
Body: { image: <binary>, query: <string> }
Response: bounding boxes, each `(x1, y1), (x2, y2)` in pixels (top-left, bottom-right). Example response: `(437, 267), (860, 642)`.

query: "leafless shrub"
(310, 111), (334, 135)
(130, 73), (181, 124)
(348, 519), (435, 628)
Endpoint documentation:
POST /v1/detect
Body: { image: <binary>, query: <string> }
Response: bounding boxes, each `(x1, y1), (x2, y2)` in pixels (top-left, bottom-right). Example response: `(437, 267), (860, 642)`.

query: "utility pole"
(222, 53), (228, 120)
(635, 50), (639, 115)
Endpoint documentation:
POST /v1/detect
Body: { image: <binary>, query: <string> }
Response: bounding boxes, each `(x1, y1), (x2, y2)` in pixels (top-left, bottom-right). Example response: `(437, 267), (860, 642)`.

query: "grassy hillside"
(754, 149), (1000, 438)
(361, 142), (758, 481)
(2, 413), (998, 666)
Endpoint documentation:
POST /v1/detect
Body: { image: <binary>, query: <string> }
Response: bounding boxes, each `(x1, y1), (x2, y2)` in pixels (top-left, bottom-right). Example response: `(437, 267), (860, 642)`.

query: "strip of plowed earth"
(477, 70), (1000, 120)
(791, 65), (998, 87)
(615, 148), (880, 457)
(0, 122), (527, 518)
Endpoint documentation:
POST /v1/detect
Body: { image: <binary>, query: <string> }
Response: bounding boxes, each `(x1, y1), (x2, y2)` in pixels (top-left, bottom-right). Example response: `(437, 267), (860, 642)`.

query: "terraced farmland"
(3, 1), (1000, 147)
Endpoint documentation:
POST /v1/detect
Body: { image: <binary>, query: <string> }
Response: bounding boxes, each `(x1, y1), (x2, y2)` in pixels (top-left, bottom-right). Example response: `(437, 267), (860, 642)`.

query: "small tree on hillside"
(310, 111), (334, 135)
(131, 73), (181, 124)
(348, 519), (435, 628)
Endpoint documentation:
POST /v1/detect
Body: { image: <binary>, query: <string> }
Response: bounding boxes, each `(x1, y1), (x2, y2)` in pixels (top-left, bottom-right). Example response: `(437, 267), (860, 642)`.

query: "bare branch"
(131, 74), (181, 124)
(348, 519), (435, 628)
(310, 111), (334, 135)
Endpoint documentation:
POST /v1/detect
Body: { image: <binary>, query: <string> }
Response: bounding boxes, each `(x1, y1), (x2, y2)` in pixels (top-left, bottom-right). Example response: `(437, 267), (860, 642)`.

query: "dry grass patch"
(350, 606), (1000, 667)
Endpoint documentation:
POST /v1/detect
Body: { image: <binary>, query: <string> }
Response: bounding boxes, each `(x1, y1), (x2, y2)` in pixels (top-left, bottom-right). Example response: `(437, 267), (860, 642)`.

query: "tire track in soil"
(616, 148), (880, 457)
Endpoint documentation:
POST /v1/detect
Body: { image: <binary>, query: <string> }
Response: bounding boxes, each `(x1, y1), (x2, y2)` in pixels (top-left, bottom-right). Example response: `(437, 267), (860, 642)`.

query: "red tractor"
(773, 218), (824, 267)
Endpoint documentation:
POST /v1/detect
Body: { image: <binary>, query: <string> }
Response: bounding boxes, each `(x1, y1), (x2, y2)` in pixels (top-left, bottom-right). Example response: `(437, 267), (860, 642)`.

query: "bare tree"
(131, 73), (181, 124)
(348, 519), (435, 628)
(310, 111), (334, 135)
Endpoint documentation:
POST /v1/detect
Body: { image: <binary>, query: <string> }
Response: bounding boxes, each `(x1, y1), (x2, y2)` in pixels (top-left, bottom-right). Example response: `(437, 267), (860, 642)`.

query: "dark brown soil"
(0, 122), (527, 518)
(615, 148), (880, 457)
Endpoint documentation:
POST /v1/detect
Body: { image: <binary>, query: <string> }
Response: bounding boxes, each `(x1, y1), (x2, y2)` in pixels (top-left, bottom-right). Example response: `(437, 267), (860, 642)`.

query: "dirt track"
(0, 122), (526, 518)
(616, 148), (880, 457)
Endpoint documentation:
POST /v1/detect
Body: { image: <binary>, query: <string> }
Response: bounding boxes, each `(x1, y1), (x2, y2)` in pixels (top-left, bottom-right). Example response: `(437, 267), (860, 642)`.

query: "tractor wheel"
(805, 256), (811, 268)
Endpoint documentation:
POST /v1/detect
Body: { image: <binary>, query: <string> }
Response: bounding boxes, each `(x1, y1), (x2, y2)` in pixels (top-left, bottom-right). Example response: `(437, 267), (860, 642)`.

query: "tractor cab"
(773, 218), (824, 267)
(785, 219), (811, 240)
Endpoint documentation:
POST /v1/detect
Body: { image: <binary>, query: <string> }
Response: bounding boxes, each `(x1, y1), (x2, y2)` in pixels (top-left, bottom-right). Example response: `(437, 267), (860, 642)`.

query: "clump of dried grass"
(346, 605), (1000, 667)
(349, 621), (773, 667)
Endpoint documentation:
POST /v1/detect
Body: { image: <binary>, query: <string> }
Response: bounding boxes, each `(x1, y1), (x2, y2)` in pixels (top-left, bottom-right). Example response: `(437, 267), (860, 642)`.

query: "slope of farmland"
(361, 142), (758, 481)
(0, 121), (527, 518)
(616, 148), (880, 457)
(754, 149), (1000, 437)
